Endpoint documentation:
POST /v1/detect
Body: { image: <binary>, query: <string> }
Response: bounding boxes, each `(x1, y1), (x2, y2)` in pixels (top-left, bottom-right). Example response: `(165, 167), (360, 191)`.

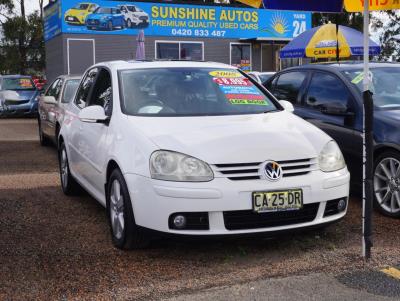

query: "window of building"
(155, 41), (204, 61)
(230, 43), (251, 72)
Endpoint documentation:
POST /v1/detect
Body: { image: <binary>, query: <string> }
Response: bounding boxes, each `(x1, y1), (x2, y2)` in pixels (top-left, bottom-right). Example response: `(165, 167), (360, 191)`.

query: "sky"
(22, 0), (49, 15)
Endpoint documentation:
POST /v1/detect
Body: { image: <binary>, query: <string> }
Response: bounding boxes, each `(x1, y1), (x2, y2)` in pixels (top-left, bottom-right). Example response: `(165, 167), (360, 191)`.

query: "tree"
(312, 12), (364, 30)
(0, 0), (45, 75)
(372, 11), (400, 61)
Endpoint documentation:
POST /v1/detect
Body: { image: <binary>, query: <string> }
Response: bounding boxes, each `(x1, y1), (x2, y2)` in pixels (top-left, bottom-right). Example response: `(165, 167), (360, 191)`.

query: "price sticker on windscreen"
(210, 70), (270, 106)
(20, 79), (33, 88)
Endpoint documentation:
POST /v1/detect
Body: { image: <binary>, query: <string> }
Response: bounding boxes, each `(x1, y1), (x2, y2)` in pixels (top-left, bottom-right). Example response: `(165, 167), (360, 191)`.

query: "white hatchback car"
(58, 60), (350, 249)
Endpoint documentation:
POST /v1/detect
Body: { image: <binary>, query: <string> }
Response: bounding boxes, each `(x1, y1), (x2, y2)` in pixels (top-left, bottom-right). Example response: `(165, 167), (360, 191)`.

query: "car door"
(68, 68), (98, 177)
(41, 78), (62, 136)
(47, 79), (64, 135)
(114, 8), (124, 27)
(77, 68), (113, 194)
(298, 71), (362, 184)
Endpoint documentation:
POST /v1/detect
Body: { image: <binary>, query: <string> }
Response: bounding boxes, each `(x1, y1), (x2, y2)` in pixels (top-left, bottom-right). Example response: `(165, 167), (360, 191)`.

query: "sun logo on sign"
(271, 13), (289, 36)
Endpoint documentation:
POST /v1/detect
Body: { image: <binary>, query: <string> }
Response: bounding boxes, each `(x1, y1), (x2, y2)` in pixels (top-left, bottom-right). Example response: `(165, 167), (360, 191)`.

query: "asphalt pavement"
(1, 118), (400, 301)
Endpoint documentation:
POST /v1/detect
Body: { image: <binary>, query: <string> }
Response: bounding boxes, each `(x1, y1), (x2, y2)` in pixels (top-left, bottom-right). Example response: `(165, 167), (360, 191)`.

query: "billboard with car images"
(46, 0), (311, 41)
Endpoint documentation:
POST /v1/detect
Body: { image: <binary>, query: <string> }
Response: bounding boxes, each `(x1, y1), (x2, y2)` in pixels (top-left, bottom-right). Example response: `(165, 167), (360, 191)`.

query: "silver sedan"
(38, 75), (81, 147)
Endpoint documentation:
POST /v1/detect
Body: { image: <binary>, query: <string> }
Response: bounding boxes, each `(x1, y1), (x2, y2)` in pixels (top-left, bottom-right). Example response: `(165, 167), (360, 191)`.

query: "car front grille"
(223, 203), (319, 230)
(212, 158), (317, 181)
(4, 99), (29, 106)
(87, 20), (99, 25)
(139, 16), (148, 20)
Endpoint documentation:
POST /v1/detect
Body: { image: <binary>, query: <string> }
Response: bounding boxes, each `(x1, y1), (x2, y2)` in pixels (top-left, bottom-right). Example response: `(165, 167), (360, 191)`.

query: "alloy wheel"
(110, 179), (125, 240)
(374, 157), (400, 214)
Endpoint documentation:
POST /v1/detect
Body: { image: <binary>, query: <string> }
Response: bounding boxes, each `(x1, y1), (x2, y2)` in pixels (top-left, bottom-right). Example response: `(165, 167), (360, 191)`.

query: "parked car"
(38, 75), (81, 147)
(0, 75), (41, 117)
(64, 2), (99, 25)
(248, 71), (275, 84)
(117, 4), (149, 28)
(58, 60), (350, 249)
(86, 7), (125, 31)
(265, 62), (400, 218)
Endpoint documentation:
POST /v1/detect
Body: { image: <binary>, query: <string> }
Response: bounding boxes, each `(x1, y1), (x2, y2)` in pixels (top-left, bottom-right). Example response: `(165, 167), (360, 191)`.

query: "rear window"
(1, 78), (35, 91)
(119, 68), (278, 116)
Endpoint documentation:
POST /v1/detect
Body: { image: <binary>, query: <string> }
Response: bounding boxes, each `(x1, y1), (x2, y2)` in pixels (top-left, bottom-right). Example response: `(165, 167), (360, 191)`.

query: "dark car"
(86, 7), (125, 31)
(265, 62), (400, 218)
(0, 75), (41, 117)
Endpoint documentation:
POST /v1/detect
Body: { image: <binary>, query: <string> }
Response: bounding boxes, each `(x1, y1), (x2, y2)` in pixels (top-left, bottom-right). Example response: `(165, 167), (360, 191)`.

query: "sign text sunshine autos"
(56, 0), (311, 40)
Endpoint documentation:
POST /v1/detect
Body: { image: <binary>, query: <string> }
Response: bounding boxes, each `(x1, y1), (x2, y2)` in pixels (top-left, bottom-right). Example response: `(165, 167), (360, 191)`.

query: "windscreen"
(74, 3), (89, 9)
(95, 7), (112, 14)
(2, 77), (35, 91)
(119, 68), (277, 116)
(342, 67), (400, 109)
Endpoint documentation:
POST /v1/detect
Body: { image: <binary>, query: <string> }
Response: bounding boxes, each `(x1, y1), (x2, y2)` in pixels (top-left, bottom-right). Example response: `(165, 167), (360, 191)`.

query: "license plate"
(67, 17), (73, 21)
(252, 189), (303, 213)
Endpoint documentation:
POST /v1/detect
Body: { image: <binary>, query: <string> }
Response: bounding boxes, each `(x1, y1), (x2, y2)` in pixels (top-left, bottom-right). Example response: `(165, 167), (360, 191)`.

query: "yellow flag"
(345, 0), (400, 12)
(236, 0), (262, 9)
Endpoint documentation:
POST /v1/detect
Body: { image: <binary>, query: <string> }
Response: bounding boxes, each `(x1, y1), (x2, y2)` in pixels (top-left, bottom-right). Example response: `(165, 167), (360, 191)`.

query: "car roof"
(0, 75), (32, 79)
(58, 74), (81, 80)
(284, 61), (400, 73)
(94, 60), (237, 71)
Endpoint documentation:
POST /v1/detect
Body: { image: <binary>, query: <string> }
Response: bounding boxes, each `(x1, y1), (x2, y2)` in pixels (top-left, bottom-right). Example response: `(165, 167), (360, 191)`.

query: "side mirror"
(279, 100), (294, 113)
(79, 105), (108, 123)
(43, 96), (57, 105)
(320, 102), (354, 117)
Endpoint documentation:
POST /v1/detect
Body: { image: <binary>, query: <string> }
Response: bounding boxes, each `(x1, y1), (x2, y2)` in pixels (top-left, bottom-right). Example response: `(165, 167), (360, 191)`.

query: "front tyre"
(374, 150), (400, 218)
(107, 169), (149, 249)
(107, 21), (113, 31)
(59, 142), (81, 195)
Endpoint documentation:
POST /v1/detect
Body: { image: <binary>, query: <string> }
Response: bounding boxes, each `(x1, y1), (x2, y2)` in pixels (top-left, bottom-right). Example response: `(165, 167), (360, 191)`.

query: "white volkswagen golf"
(58, 60), (350, 249)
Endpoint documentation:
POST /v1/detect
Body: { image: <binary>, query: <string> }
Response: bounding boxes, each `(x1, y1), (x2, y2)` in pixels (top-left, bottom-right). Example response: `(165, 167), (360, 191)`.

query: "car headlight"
(150, 150), (214, 182)
(318, 141), (345, 172)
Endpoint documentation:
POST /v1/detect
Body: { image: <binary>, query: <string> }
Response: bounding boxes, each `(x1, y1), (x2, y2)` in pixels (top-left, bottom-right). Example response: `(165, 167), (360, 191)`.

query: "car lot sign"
(44, 0), (311, 41)
(263, 0), (344, 12)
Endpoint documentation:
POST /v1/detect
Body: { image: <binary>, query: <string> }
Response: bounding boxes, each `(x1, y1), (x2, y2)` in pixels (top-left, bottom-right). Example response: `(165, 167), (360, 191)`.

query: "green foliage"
(372, 11), (400, 62)
(0, 1), (45, 75)
(312, 12), (364, 31)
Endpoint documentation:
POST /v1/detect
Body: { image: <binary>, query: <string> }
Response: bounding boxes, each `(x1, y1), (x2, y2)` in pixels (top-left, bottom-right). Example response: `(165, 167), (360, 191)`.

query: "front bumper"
(86, 19), (109, 29)
(0, 101), (38, 116)
(124, 168), (350, 235)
